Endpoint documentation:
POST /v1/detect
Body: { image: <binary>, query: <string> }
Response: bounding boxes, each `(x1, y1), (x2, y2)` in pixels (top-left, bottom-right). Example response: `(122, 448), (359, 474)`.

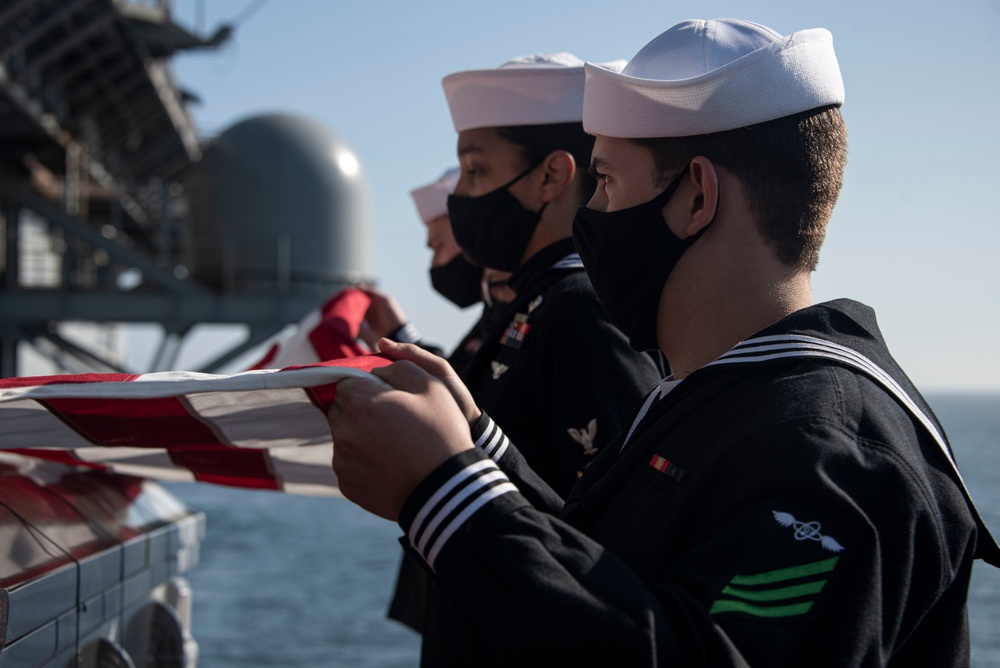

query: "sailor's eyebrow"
(588, 156), (612, 178)
(457, 144), (484, 158)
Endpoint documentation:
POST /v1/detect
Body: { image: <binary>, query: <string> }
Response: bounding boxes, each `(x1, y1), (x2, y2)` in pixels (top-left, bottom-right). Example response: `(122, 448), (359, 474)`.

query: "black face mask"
(572, 165), (706, 352)
(429, 254), (483, 308)
(447, 163), (547, 272)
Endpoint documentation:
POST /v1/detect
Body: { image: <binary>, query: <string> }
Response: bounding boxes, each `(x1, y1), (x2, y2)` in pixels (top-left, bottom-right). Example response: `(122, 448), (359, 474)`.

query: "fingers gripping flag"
(0, 288), (386, 497)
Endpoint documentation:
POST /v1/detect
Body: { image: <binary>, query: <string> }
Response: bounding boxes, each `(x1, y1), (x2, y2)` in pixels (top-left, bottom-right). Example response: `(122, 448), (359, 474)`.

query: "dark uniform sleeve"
(386, 322), (446, 358)
(398, 449), (748, 667)
(397, 415), (975, 667)
(470, 411), (564, 514)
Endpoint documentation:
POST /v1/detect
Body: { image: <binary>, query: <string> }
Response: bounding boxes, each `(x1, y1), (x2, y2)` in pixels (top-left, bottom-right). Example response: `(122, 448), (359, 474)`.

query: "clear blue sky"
(164, 0), (1000, 391)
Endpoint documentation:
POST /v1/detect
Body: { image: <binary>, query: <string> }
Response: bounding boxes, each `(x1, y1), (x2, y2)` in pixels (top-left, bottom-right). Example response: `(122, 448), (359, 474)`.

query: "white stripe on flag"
(267, 309), (324, 368)
(0, 399), (93, 449)
(270, 445), (342, 497)
(185, 388), (331, 449)
(0, 366), (383, 403)
(74, 447), (197, 482)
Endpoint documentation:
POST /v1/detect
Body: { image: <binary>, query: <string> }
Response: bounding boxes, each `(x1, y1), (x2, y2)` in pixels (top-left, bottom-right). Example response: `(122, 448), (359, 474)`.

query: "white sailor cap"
(583, 19), (844, 138)
(443, 53), (626, 133)
(410, 167), (460, 224)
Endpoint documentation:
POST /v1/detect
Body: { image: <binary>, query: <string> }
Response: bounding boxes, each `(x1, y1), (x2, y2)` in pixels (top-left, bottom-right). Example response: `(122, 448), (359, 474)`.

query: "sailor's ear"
(678, 156), (719, 238)
(539, 150), (576, 203)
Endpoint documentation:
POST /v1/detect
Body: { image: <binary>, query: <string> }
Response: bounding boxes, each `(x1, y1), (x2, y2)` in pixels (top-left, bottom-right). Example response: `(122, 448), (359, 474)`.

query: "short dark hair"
(498, 122), (597, 206)
(631, 106), (847, 271)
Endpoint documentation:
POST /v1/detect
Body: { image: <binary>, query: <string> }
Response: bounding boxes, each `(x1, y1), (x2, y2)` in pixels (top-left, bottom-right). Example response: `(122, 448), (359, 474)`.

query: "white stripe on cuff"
(409, 458), (496, 546)
(474, 416), (510, 461)
(408, 459), (516, 569)
(425, 481), (519, 568)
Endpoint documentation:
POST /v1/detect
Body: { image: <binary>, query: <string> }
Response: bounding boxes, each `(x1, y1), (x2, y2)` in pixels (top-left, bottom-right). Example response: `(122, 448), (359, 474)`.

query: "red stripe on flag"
(292, 353), (393, 407)
(0, 373), (139, 388)
(168, 445), (279, 490)
(308, 289), (371, 361)
(41, 396), (225, 448)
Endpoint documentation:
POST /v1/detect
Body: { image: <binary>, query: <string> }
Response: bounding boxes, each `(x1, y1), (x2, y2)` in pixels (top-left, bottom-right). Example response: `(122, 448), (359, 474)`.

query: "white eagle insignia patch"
(567, 418), (598, 456)
(491, 361), (509, 380)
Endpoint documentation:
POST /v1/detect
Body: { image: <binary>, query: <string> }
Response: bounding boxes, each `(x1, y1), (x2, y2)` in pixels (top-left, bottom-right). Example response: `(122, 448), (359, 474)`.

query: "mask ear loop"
(501, 157), (546, 190)
(500, 157), (551, 218)
(481, 274), (493, 307)
(482, 275), (512, 307)
(706, 161), (721, 227)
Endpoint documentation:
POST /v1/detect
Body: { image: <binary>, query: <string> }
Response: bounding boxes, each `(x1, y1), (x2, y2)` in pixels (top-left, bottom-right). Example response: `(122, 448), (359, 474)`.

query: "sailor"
(376, 167), (515, 634)
(330, 19), (1000, 665)
(438, 51), (662, 496)
(361, 167), (512, 377)
(385, 52), (663, 662)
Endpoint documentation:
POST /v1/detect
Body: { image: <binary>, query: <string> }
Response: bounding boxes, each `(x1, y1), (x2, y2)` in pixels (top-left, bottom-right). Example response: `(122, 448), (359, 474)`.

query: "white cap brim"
(443, 52), (626, 133)
(444, 67), (586, 133)
(583, 28), (844, 138)
(410, 167), (460, 223)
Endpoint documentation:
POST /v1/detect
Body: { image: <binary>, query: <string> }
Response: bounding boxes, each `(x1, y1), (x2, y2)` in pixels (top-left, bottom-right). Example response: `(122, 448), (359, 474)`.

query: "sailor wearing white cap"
(360, 169), (464, 355)
(439, 50), (658, 497)
(392, 51), (660, 666)
(329, 19), (999, 666)
(360, 166), (501, 366)
(442, 53), (624, 274)
(411, 168), (476, 304)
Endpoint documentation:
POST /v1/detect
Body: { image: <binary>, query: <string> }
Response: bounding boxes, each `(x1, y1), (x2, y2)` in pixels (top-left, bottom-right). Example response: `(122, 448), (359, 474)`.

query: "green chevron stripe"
(729, 556), (839, 586)
(720, 579), (827, 602)
(709, 598), (815, 618)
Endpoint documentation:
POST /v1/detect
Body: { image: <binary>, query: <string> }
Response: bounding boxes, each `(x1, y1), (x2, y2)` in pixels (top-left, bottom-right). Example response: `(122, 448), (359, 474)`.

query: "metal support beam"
(196, 324), (287, 374)
(0, 290), (336, 326)
(14, 12), (116, 82)
(67, 56), (137, 107)
(144, 58), (200, 160)
(0, 185), (202, 295)
(1, 327), (18, 378)
(149, 325), (189, 372)
(0, 0), (40, 33)
(22, 324), (131, 373)
(48, 40), (118, 90)
(0, 0), (95, 64)
(2, 203), (19, 289)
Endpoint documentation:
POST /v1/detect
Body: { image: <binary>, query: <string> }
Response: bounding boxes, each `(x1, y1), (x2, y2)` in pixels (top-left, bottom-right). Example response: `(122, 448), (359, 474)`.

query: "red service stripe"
(649, 454), (671, 473)
(41, 396), (225, 448)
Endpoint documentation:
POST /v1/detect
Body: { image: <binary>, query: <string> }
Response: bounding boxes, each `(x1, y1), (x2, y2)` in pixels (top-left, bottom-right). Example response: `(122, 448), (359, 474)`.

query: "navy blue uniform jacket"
(398, 299), (999, 667)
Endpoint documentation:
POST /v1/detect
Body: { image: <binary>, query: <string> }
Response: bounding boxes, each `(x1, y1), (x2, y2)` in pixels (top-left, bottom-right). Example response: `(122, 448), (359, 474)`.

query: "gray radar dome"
(184, 113), (371, 294)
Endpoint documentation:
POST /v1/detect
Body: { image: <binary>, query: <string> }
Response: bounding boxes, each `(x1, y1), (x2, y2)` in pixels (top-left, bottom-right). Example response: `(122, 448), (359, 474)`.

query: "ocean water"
(165, 392), (1000, 667)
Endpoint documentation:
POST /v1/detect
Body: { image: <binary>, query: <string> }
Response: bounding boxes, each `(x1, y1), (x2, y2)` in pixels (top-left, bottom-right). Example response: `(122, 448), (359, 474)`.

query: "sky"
(150, 0), (1000, 392)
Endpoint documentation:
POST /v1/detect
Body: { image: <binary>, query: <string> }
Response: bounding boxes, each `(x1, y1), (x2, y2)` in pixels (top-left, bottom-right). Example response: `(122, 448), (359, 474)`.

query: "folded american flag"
(0, 288), (383, 496)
